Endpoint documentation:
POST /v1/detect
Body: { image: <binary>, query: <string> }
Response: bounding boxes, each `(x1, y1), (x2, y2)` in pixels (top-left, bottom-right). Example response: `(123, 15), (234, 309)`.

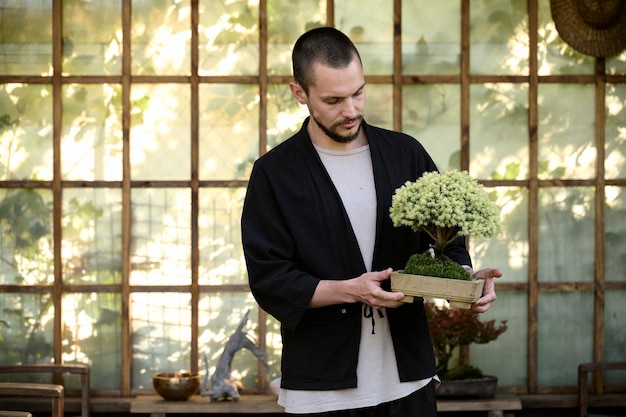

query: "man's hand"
(353, 268), (405, 310)
(309, 268), (405, 309)
(467, 267), (503, 313)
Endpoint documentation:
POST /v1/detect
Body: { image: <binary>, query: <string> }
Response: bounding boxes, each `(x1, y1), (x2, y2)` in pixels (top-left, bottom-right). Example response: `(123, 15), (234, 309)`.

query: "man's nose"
(340, 97), (358, 118)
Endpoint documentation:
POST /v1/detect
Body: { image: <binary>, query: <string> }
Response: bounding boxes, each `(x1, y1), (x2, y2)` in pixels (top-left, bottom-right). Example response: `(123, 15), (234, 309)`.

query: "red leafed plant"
(425, 300), (508, 380)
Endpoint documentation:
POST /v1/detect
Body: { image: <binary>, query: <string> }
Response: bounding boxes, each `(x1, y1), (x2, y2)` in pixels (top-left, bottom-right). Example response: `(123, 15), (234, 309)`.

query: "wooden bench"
(130, 394), (522, 417)
(0, 364), (91, 417)
(0, 382), (64, 417)
(0, 412), (33, 417)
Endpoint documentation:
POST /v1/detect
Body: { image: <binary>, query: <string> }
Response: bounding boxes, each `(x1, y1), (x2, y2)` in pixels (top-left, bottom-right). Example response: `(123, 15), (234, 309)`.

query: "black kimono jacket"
(241, 118), (471, 390)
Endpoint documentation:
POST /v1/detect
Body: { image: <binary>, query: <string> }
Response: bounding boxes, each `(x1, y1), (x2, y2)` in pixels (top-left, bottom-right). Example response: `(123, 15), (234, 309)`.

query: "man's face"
(295, 58), (366, 145)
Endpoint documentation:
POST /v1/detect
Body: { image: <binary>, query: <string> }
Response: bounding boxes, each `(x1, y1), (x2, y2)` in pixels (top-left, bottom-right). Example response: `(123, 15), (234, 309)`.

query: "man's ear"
(289, 82), (307, 105)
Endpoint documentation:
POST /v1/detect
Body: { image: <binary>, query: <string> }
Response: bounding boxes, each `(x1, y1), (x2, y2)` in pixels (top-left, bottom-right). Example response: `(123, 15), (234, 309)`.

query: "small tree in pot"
(425, 300), (508, 380)
(390, 170), (501, 281)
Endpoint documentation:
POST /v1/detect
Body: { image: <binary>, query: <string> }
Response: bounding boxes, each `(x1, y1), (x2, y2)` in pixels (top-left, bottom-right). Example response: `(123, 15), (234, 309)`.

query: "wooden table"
(438, 395), (522, 417)
(131, 394), (522, 417)
(130, 395), (282, 416)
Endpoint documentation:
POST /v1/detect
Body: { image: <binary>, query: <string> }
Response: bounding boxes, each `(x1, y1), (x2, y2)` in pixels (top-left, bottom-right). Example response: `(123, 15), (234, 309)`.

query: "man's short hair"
(292, 27), (362, 93)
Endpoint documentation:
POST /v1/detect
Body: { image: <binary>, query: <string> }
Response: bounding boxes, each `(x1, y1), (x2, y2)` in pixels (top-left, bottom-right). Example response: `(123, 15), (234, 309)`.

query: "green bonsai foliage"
(425, 300), (508, 380)
(389, 170), (501, 277)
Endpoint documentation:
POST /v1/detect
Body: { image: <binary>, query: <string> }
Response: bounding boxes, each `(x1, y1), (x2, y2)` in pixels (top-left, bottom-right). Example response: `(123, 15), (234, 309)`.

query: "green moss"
(401, 252), (471, 281)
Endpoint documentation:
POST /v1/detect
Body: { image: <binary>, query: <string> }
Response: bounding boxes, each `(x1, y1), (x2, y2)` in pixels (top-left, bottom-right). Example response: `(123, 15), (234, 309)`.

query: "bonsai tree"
(389, 170), (501, 280)
(425, 300), (508, 380)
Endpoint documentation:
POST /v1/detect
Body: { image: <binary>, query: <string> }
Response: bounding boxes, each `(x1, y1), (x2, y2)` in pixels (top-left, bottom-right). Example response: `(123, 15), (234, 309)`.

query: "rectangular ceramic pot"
(390, 272), (485, 309)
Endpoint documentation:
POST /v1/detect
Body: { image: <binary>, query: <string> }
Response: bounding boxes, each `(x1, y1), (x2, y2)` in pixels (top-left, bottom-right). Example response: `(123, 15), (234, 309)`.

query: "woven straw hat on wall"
(550, 0), (626, 57)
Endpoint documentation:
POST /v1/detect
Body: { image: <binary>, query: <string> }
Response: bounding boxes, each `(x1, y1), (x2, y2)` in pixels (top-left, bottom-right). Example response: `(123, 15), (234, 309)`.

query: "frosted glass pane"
(606, 52), (626, 75)
(470, 84), (529, 180)
(538, 187), (595, 282)
(470, 0), (529, 75)
(199, 0), (259, 76)
(537, 0), (594, 75)
(0, 1), (52, 75)
(606, 186), (626, 282)
(538, 292), (593, 386)
(131, 292), (192, 389)
(402, 1), (460, 75)
(0, 293), (54, 365)
(470, 292), (527, 386)
(199, 84), (258, 180)
(62, 189), (122, 285)
(63, 293), (121, 390)
(402, 85), (461, 172)
(471, 187), (528, 284)
(0, 189), (54, 285)
(266, 0), (325, 76)
(62, 0), (122, 75)
(538, 84), (595, 180)
(130, 84), (190, 181)
(198, 188), (247, 286)
(266, 84), (309, 152)
(605, 291), (626, 368)
(363, 84), (392, 131)
(336, 2), (393, 75)
(131, 0), (191, 75)
(606, 83), (626, 180)
(130, 189), (191, 286)
(62, 84), (123, 181)
(0, 84), (53, 181)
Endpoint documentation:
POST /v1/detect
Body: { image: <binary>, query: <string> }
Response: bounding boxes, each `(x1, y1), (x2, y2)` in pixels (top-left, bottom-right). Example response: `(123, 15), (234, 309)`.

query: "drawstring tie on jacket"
(363, 304), (384, 334)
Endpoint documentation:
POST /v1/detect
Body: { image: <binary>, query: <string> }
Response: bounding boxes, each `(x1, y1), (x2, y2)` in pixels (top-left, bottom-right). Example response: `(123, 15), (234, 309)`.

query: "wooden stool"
(0, 382), (63, 417)
(0, 411), (33, 417)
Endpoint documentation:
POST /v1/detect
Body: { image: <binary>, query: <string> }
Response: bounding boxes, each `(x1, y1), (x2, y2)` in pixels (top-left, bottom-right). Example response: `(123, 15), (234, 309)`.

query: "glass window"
(402, 84), (461, 172)
(472, 187), (528, 284)
(131, 0), (192, 76)
(606, 83), (626, 180)
(538, 84), (596, 180)
(470, 0), (529, 75)
(0, 2), (52, 75)
(62, 84), (123, 181)
(198, 188), (246, 286)
(199, 0), (260, 76)
(538, 187), (595, 282)
(62, 188), (122, 285)
(537, 292), (593, 385)
(402, 1), (460, 75)
(130, 84), (191, 181)
(470, 83), (529, 180)
(606, 186), (626, 282)
(199, 84), (258, 180)
(0, 189), (54, 286)
(336, 2), (393, 76)
(63, 292), (122, 390)
(62, 0), (122, 75)
(130, 188), (191, 286)
(131, 292), (192, 389)
(0, 84), (54, 181)
(0, 292), (55, 364)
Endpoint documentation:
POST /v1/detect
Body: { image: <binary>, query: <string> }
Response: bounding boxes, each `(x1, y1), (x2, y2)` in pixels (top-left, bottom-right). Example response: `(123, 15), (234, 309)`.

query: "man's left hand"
(467, 268), (503, 313)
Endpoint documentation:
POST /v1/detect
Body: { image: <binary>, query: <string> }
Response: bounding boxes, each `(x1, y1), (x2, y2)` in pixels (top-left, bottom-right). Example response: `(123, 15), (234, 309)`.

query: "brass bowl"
(153, 372), (200, 401)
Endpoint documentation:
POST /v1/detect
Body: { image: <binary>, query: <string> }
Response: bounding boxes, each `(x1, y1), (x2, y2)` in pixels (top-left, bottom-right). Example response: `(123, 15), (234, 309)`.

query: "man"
(241, 27), (502, 416)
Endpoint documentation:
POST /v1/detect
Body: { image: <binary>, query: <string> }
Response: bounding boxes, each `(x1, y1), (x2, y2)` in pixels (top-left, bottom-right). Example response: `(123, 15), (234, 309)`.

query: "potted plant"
(388, 170), (501, 308)
(425, 299), (508, 397)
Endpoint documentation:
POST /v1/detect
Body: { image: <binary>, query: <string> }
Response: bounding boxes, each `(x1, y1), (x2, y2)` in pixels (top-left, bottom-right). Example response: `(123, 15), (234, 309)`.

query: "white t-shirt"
(277, 144), (433, 414)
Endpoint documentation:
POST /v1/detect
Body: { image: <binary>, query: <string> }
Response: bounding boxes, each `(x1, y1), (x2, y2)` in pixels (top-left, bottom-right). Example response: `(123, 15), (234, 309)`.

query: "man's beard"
(312, 114), (363, 144)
